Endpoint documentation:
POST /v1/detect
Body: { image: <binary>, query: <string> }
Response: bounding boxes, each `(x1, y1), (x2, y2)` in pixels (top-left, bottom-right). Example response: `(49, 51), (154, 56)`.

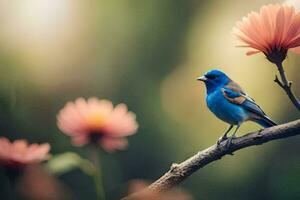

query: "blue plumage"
(206, 87), (249, 125)
(197, 69), (277, 145)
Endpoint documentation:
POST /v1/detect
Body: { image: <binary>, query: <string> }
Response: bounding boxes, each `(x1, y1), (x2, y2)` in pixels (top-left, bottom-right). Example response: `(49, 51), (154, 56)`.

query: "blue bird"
(197, 69), (277, 145)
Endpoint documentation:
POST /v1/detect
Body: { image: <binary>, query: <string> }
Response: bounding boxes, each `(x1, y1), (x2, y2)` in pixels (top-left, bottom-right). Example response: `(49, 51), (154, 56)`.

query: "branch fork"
(274, 62), (300, 111)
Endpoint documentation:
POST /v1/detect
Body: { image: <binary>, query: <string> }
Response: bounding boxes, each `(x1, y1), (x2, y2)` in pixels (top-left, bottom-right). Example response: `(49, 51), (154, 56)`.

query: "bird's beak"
(197, 76), (207, 82)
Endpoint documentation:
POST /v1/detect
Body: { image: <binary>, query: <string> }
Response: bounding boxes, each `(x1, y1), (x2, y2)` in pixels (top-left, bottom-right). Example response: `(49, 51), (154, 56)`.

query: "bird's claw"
(217, 136), (236, 148)
(225, 136), (236, 148)
(217, 136), (228, 146)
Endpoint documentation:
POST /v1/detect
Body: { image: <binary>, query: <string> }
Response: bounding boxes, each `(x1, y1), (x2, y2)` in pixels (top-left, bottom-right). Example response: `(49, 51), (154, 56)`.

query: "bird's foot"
(217, 136), (228, 146)
(225, 136), (236, 148)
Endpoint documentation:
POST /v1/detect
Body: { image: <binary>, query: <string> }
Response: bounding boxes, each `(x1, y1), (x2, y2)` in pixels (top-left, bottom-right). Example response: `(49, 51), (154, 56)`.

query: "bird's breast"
(206, 90), (249, 125)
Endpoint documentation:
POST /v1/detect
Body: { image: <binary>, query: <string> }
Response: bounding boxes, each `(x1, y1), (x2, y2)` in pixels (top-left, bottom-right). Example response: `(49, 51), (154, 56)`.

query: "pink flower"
(0, 137), (50, 169)
(57, 98), (138, 152)
(233, 4), (300, 63)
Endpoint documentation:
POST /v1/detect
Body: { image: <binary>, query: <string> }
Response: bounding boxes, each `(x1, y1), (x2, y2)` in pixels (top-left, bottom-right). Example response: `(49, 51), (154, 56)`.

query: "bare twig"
(123, 119), (300, 200)
(274, 62), (300, 111)
(274, 75), (284, 89)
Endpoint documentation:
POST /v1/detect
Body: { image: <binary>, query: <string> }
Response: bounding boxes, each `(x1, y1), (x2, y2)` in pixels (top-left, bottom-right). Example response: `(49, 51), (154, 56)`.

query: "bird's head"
(197, 69), (231, 94)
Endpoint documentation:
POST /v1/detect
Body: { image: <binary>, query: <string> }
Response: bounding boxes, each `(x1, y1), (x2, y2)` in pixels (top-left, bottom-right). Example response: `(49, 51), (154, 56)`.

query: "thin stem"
(274, 62), (300, 112)
(89, 146), (106, 200)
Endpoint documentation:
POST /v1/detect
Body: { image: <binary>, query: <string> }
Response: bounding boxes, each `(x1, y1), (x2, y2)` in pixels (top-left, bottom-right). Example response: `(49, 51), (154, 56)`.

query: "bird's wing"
(225, 80), (255, 101)
(221, 86), (266, 117)
(225, 81), (246, 94)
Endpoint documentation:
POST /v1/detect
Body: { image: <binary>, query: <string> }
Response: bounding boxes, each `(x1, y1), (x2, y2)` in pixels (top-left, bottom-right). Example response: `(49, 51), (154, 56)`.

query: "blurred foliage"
(0, 0), (300, 199)
(46, 152), (94, 176)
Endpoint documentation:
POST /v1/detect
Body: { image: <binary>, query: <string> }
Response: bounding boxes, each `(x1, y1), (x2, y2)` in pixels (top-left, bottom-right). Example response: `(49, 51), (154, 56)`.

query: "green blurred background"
(0, 0), (300, 199)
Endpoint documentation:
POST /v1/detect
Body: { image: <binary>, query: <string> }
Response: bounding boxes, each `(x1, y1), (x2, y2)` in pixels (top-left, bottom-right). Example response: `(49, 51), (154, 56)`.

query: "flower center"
(86, 113), (108, 130)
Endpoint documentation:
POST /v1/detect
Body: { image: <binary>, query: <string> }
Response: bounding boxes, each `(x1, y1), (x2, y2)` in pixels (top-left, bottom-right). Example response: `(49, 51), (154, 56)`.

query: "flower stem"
(89, 146), (106, 200)
(274, 62), (300, 112)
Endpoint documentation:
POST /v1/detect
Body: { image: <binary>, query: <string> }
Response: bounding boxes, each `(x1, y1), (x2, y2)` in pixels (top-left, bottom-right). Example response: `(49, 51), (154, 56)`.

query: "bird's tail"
(253, 116), (277, 128)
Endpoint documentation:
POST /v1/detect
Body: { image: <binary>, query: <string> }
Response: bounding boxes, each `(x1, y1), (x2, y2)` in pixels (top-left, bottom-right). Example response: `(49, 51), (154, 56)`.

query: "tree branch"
(274, 62), (300, 112)
(123, 119), (300, 200)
